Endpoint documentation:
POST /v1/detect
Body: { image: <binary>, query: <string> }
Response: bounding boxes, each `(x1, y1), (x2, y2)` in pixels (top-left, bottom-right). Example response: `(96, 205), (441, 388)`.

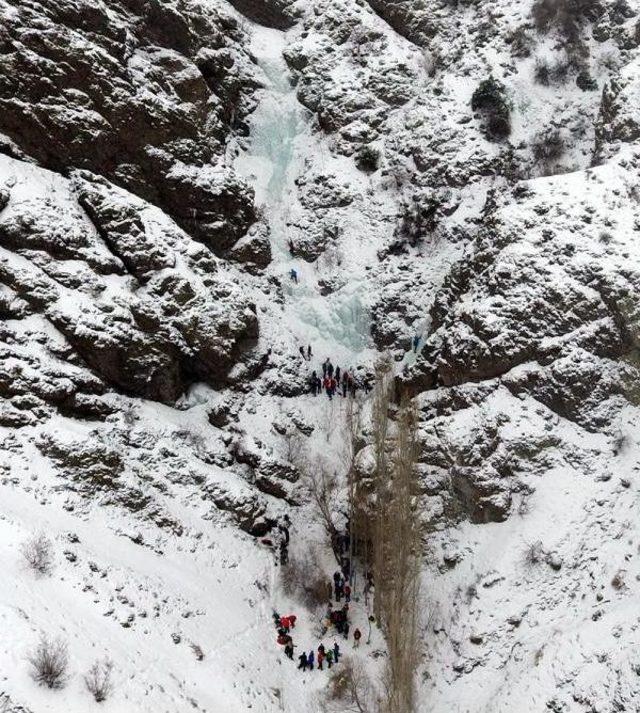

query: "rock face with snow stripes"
(0, 0), (261, 257)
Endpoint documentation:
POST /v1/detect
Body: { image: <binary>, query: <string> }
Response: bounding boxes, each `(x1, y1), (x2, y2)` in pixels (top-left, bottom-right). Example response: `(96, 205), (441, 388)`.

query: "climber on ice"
(290, 268), (298, 283)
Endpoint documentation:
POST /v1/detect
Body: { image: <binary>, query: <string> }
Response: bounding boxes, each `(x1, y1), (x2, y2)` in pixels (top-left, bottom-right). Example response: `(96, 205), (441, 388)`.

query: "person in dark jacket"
(307, 345), (312, 360)
(290, 268), (298, 283)
(299, 345), (306, 360)
(285, 642), (294, 659)
(342, 374), (349, 398)
(322, 359), (329, 377)
(341, 556), (350, 579)
(327, 361), (334, 378)
(298, 652), (308, 670)
(308, 650), (315, 670)
(353, 628), (362, 647)
(279, 524), (290, 545)
(333, 641), (340, 663)
(288, 239), (295, 256)
(335, 366), (341, 384)
(310, 371), (318, 395)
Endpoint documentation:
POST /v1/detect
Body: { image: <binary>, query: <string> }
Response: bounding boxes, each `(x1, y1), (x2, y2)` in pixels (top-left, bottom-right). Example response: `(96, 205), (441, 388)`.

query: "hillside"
(1, 1), (640, 711)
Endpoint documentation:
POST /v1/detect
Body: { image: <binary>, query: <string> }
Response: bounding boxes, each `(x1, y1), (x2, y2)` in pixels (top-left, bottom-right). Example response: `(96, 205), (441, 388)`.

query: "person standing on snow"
(326, 649), (334, 668)
(298, 652), (308, 670)
(317, 644), (326, 670)
(288, 239), (295, 256)
(353, 628), (362, 647)
(307, 345), (312, 360)
(285, 642), (294, 659)
(299, 345), (306, 360)
(344, 583), (351, 603)
(333, 641), (340, 663)
(310, 371), (318, 395)
(290, 268), (298, 284)
(342, 373), (349, 398)
(307, 650), (315, 670)
(335, 366), (341, 384)
(327, 361), (334, 378)
(322, 358), (329, 378)
(279, 539), (288, 565)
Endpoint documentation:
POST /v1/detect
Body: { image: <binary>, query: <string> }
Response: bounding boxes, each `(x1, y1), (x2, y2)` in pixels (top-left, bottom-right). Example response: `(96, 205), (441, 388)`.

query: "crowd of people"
(306, 356), (373, 400)
(272, 521), (366, 673)
(272, 604), (363, 672)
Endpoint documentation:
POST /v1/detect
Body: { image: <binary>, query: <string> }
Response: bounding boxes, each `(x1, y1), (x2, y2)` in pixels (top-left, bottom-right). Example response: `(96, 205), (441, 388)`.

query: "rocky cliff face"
(2, 0), (640, 711)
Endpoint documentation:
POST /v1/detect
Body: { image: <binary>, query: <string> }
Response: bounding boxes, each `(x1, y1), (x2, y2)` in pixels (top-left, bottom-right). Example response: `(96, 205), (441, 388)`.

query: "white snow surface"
(2, 0), (640, 711)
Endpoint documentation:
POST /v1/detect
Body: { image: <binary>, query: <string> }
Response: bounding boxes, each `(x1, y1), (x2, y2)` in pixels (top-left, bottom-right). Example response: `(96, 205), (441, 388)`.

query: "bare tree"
(304, 461), (340, 560)
(84, 658), (113, 702)
(369, 364), (423, 713)
(280, 548), (331, 609)
(21, 533), (54, 576)
(325, 657), (379, 713)
(371, 355), (393, 623)
(283, 428), (306, 468)
(28, 635), (69, 689)
(380, 395), (422, 713)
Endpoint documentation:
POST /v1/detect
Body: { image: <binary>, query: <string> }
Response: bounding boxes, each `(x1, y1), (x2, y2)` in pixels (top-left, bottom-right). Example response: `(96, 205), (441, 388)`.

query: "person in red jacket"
(280, 616), (290, 632)
(288, 614), (297, 629)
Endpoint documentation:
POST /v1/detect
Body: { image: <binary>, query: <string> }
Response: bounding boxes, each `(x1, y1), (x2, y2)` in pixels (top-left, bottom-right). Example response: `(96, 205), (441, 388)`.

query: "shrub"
(531, 128), (566, 163)
(28, 636), (69, 689)
(84, 658), (113, 702)
(533, 57), (570, 85)
(21, 533), (54, 576)
(532, 0), (603, 39)
(506, 26), (535, 58)
(471, 77), (511, 141)
(576, 71), (598, 91)
(522, 540), (545, 566)
(355, 145), (380, 173)
(280, 549), (330, 609)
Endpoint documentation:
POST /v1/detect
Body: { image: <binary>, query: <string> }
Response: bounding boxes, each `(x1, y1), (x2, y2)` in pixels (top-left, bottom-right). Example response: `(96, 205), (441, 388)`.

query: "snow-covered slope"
(1, 0), (640, 711)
